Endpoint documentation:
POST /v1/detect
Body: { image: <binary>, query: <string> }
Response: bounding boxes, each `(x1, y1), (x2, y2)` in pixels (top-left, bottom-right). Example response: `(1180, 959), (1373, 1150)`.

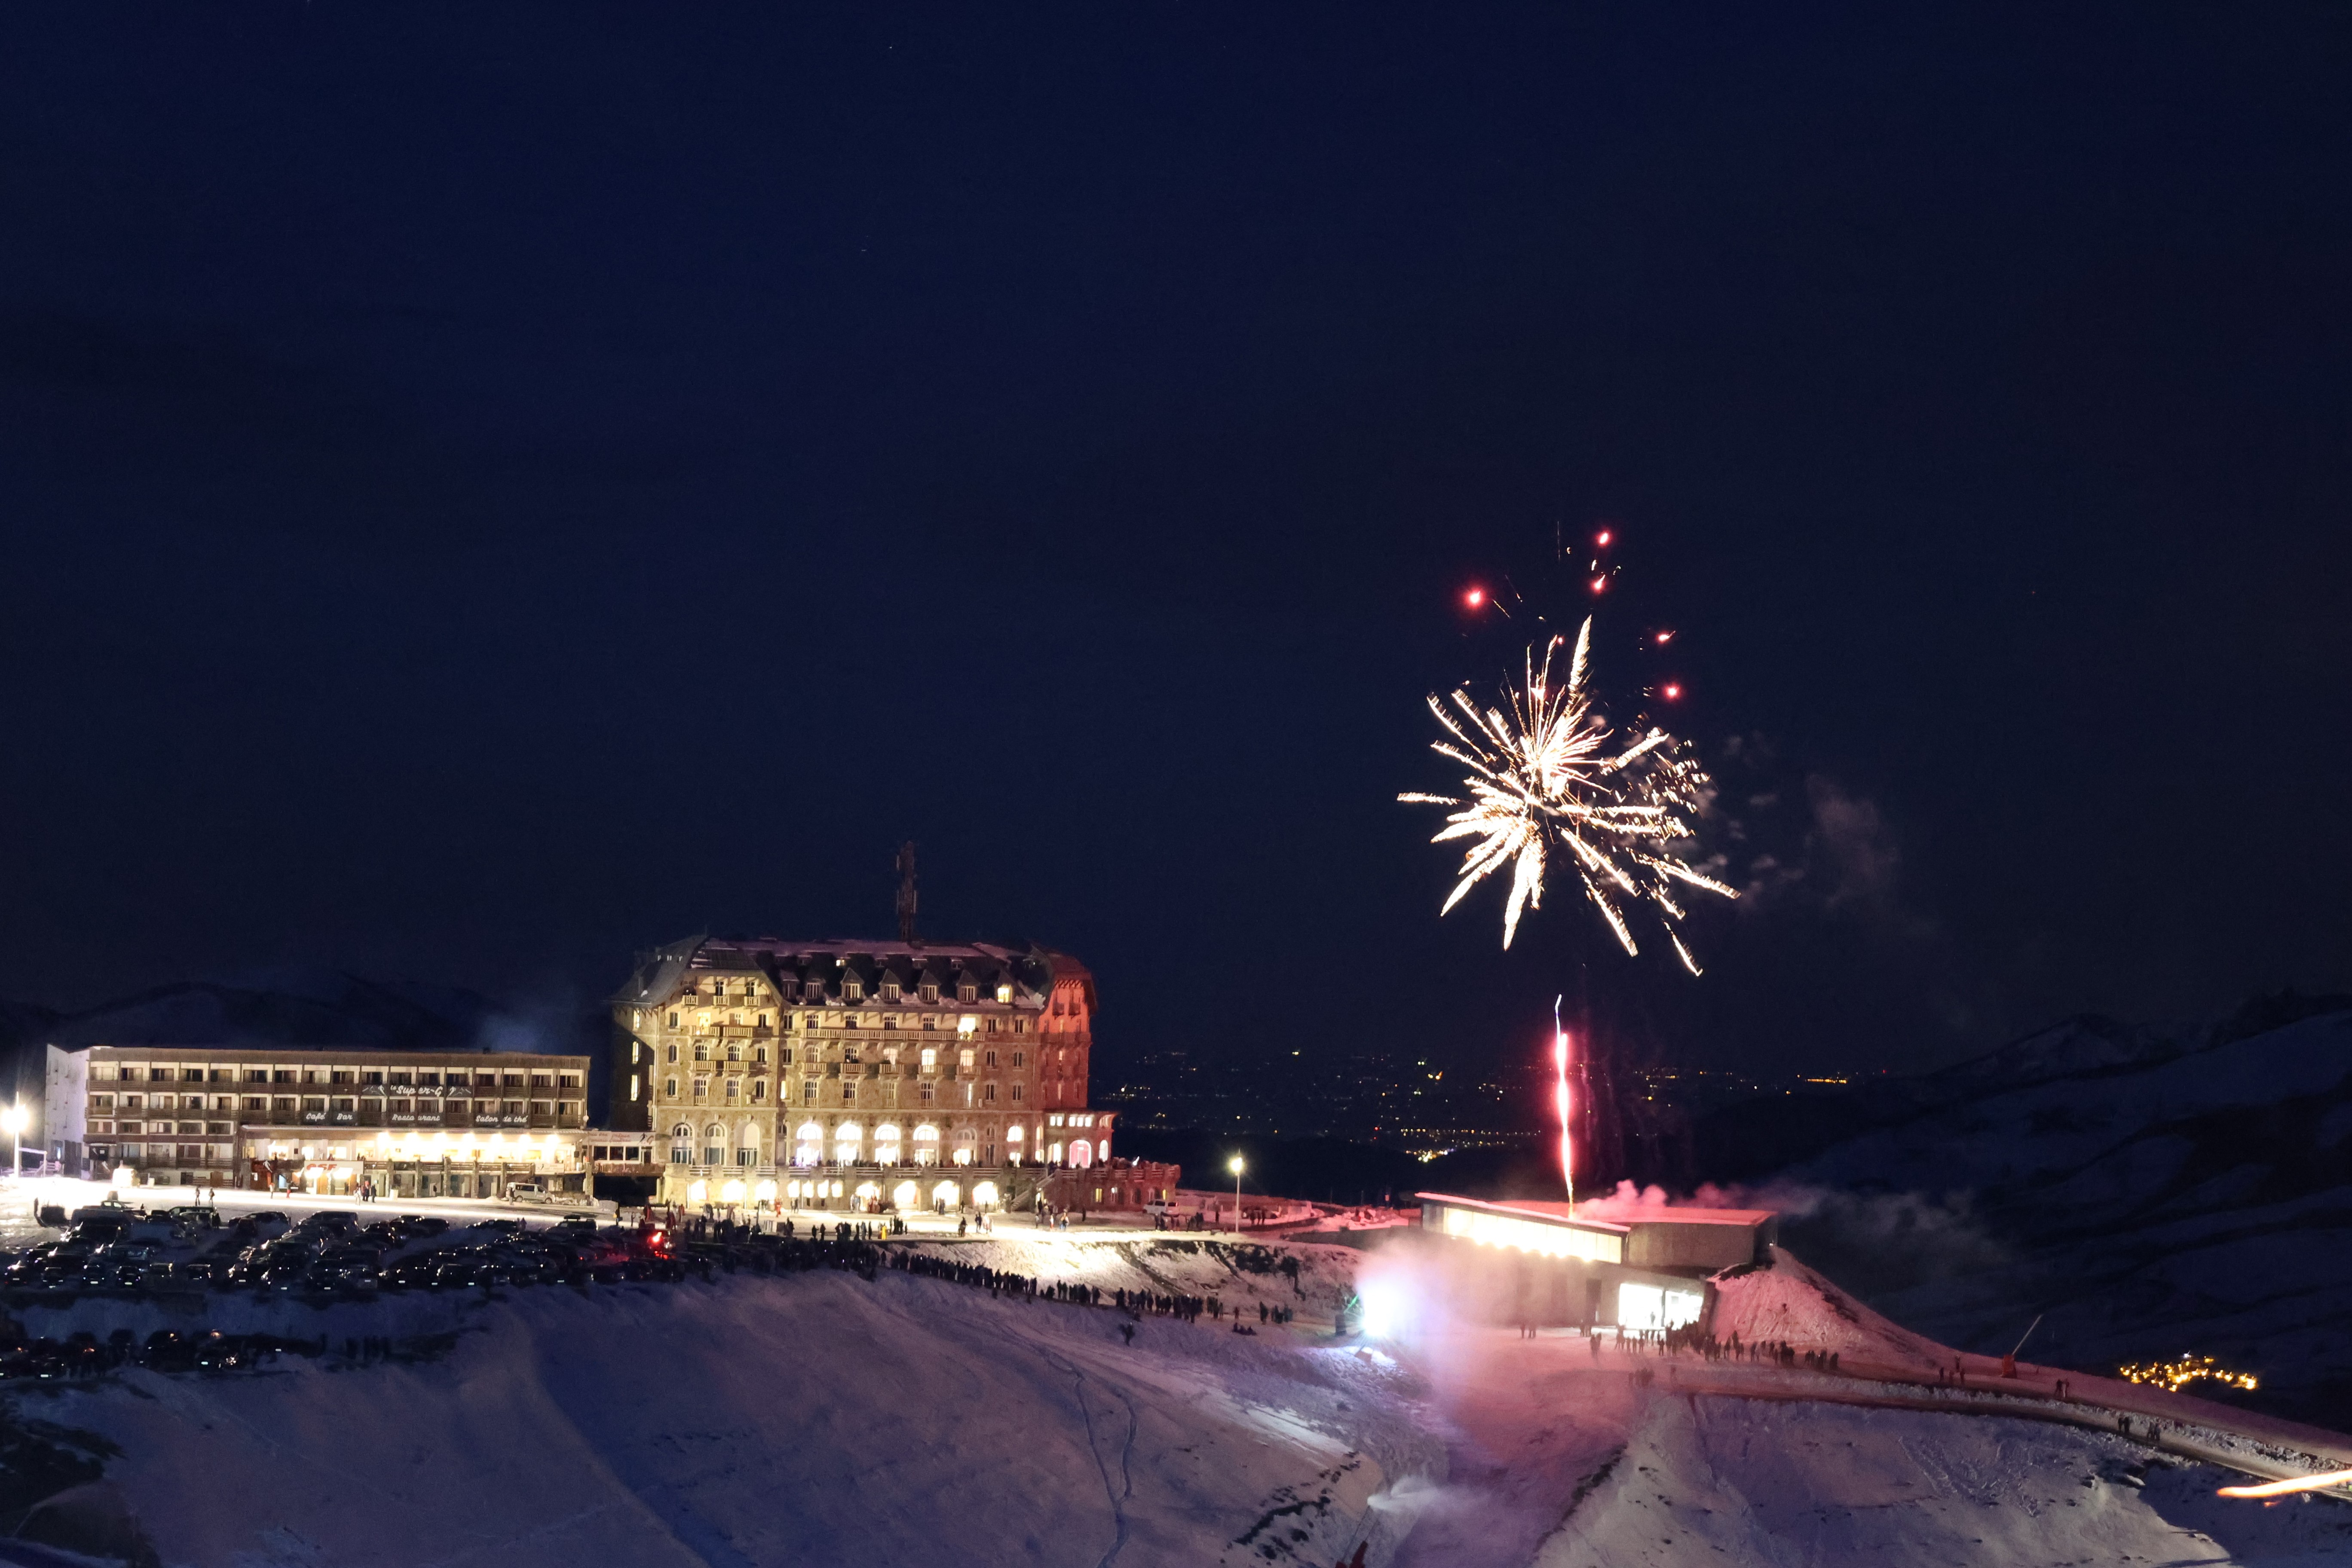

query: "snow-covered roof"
(611, 936), (1084, 1011)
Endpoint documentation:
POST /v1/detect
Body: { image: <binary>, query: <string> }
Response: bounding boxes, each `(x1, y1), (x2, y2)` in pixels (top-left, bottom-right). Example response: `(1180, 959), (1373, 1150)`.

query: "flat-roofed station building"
(1414, 1193), (1779, 1335)
(608, 935), (1117, 1210)
(46, 1044), (592, 1199)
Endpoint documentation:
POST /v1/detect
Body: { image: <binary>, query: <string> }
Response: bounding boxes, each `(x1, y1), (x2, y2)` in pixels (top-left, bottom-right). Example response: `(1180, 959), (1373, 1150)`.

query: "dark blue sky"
(2, 6), (2346, 1086)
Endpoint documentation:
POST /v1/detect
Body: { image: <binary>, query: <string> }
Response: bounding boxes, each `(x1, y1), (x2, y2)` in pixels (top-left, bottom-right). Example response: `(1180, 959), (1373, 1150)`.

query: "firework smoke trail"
(1553, 995), (1573, 1211)
(1400, 616), (1736, 961)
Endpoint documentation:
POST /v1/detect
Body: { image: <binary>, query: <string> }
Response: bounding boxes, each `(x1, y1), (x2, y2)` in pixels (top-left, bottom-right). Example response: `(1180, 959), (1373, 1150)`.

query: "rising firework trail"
(1553, 995), (1574, 1210)
(1399, 616), (1735, 964)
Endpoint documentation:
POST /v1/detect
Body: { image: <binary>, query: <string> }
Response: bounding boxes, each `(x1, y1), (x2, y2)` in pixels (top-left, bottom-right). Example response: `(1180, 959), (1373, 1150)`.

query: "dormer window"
(919, 982), (938, 1004)
(958, 982), (977, 1003)
(880, 981), (901, 1002)
(995, 983), (1013, 1003)
(844, 980), (864, 1002)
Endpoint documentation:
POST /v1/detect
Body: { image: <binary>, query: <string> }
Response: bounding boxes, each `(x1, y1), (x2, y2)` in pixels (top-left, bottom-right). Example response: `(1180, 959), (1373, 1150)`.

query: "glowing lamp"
(1464, 588), (1484, 607)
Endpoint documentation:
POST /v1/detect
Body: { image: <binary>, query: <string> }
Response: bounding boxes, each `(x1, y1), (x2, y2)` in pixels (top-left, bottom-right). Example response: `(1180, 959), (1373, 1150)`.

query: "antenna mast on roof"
(895, 841), (921, 946)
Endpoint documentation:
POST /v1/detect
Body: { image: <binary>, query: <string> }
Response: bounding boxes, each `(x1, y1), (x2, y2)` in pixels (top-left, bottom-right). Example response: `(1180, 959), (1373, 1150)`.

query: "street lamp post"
(1226, 1154), (1244, 1238)
(1, 1104), (26, 1185)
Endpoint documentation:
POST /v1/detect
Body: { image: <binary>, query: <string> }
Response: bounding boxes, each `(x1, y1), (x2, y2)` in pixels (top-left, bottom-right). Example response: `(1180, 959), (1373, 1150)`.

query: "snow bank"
(19, 1263), (1439, 1568)
(1708, 1247), (1949, 1372)
(1534, 1393), (2346, 1568)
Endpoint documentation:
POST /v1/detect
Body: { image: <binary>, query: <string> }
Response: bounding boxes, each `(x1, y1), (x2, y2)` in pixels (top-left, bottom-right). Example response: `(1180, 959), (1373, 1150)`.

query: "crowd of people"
(881, 1248), (1303, 1331)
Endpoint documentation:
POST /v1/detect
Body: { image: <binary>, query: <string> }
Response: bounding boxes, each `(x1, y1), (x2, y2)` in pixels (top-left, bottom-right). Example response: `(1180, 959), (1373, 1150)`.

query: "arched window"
(972, 1180), (1000, 1210)
(892, 1179), (919, 1210)
(912, 1124), (940, 1166)
(737, 1123), (761, 1167)
(669, 1123), (693, 1165)
(793, 1120), (823, 1168)
(875, 1124), (902, 1166)
(953, 1127), (977, 1167)
(726, 1043), (742, 1062)
(703, 1124), (726, 1167)
(932, 1179), (959, 1210)
(834, 1123), (863, 1164)
(1070, 1139), (1093, 1169)
(693, 1042), (710, 1063)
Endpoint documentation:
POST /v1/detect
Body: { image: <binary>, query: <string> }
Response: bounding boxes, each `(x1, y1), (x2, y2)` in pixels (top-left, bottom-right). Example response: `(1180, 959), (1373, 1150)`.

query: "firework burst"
(1399, 617), (1734, 968)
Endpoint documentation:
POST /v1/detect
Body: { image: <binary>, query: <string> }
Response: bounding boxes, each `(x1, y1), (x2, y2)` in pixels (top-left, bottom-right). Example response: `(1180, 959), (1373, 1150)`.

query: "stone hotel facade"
(609, 936), (1116, 1210)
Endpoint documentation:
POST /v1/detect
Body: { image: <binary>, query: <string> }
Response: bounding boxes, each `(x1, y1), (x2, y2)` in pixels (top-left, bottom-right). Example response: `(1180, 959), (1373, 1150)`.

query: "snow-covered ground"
(5, 1233), (2348, 1566)
(12, 1266), (1437, 1568)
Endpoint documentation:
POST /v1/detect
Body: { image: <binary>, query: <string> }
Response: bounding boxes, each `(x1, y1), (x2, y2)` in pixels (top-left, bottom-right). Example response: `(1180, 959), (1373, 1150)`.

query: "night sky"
(3, 8), (2346, 1091)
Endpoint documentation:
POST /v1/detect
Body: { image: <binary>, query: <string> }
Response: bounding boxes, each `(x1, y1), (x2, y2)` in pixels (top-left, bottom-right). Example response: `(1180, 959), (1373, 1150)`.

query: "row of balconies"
(95, 1109), (583, 1131)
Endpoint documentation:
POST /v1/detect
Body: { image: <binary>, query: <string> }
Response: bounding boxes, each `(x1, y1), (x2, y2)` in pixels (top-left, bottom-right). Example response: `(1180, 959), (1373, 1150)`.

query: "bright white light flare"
(1400, 618), (1734, 963)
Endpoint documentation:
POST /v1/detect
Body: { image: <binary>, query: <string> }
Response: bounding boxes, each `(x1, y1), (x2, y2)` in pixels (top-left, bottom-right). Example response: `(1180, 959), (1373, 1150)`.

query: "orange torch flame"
(2217, 1468), (2352, 1500)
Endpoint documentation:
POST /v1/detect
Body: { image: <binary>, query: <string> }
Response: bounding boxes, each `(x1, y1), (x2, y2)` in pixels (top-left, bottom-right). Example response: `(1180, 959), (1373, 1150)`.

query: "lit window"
(995, 984), (1012, 1003)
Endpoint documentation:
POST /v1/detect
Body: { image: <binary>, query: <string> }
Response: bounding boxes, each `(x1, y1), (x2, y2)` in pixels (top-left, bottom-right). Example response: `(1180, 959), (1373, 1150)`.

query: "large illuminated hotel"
(43, 1044), (593, 1199)
(606, 936), (1119, 1210)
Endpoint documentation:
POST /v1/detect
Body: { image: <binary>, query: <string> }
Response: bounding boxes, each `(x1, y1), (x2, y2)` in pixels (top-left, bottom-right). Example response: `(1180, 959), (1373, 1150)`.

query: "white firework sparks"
(1399, 617), (1735, 967)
